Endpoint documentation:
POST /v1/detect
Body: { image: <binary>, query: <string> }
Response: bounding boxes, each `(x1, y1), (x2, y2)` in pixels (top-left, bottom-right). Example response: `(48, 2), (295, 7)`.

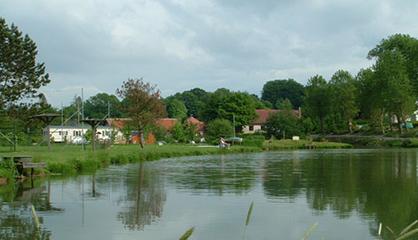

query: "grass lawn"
(0, 144), (261, 176)
(0, 139), (352, 178)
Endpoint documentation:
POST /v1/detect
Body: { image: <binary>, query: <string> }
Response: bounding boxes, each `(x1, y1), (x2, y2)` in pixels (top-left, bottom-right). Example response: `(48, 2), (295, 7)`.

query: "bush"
(205, 119), (234, 144)
(264, 111), (302, 139)
(241, 134), (265, 147)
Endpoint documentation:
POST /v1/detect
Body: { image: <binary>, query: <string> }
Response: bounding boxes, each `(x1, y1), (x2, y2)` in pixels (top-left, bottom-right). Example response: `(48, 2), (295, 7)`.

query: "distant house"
(186, 116), (205, 135)
(156, 118), (178, 131)
(46, 125), (114, 143)
(242, 108), (302, 134)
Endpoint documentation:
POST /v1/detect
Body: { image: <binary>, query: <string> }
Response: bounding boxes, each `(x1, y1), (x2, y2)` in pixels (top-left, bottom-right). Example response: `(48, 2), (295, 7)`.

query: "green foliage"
(84, 93), (122, 118)
(205, 119), (234, 144)
(170, 88), (209, 119)
(303, 75), (331, 134)
(241, 134), (265, 147)
(368, 34), (418, 96)
(328, 70), (358, 133)
(171, 123), (187, 143)
(202, 89), (257, 129)
(165, 98), (187, 120)
(0, 18), (50, 106)
(264, 110), (302, 139)
(261, 79), (305, 108)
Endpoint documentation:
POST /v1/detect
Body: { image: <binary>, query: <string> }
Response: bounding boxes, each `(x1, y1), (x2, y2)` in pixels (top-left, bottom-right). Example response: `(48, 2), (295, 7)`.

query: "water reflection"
(262, 150), (418, 236)
(117, 162), (166, 230)
(0, 179), (62, 240)
(1, 150), (418, 239)
(161, 154), (257, 195)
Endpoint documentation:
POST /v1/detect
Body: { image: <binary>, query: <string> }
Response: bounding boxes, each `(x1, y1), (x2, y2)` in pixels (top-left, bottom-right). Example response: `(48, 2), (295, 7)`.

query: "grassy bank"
(262, 139), (352, 150)
(317, 135), (418, 148)
(0, 144), (260, 176)
(0, 140), (352, 179)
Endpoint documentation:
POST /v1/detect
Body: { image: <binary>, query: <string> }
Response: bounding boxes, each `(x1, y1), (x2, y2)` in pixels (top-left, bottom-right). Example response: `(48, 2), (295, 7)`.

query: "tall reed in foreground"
(179, 227), (194, 240)
(379, 220), (418, 240)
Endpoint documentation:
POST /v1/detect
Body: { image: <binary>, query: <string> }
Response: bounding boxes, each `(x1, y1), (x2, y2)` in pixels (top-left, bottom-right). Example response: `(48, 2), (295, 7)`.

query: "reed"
(179, 227), (194, 240)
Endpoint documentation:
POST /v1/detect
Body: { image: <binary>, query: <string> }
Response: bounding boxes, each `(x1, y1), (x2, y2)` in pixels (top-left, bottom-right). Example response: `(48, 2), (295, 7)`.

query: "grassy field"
(0, 144), (261, 176)
(0, 140), (352, 178)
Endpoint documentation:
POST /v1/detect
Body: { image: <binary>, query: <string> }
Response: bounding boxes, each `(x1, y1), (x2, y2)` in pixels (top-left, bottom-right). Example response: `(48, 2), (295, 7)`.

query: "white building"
(46, 125), (117, 143)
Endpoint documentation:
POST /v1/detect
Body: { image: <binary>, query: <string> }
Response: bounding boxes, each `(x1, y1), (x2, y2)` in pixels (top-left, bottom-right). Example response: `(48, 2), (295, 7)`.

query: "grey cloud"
(1, 0), (418, 105)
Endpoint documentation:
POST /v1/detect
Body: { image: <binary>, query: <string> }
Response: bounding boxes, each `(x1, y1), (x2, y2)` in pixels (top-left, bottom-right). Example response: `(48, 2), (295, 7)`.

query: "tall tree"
(368, 34), (418, 96)
(356, 68), (386, 133)
(329, 70), (358, 133)
(84, 93), (122, 119)
(303, 75), (331, 134)
(165, 98), (187, 120)
(261, 79), (304, 109)
(0, 18), (50, 107)
(374, 50), (415, 133)
(201, 89), (256, 131)
(117, 78), (166, 148)
(171, 88), (209, 118)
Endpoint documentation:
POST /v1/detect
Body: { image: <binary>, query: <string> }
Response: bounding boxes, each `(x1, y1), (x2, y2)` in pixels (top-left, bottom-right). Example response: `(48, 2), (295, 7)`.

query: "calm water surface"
(1, 149), (418, 239)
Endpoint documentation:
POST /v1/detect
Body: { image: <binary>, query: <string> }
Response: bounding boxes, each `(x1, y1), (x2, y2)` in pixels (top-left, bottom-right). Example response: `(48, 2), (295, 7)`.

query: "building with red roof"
(242, 108), (301, 134)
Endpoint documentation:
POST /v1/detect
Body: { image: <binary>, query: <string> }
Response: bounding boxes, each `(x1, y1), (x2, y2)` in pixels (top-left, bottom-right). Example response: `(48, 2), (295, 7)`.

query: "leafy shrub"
(205, 119), (234, 144)
(241, 134), (265, 147)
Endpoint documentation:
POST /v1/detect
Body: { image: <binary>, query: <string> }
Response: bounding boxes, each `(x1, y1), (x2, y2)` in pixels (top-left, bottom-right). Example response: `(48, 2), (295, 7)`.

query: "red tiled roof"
(106, 118), (131, 129)
(252, 109), (301, 125)
(186, 116), (205, 131)
(156, 118), (178, 130)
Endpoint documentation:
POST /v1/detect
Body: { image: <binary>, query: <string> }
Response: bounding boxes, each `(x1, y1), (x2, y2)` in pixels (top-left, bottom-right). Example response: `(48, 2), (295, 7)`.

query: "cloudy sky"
(1, 0), (418, 106)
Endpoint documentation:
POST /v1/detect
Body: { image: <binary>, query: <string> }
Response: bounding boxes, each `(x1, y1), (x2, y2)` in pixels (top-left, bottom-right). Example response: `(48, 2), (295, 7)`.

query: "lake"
(1, 148), (417, 239)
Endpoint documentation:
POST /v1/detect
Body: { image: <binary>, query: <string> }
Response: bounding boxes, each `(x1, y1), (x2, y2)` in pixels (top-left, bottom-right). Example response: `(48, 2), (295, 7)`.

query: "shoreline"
(1, 140), (351, 185)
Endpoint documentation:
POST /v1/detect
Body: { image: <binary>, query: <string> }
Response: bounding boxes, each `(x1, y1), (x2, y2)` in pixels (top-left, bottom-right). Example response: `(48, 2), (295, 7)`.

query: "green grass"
(0, 144), (260, 176)
(0, 139), (352, 178)
(263, 139), (352, 150)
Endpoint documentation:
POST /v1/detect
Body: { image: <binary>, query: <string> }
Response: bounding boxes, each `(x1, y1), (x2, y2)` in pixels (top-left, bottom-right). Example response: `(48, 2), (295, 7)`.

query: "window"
(249, 125), (254, 131)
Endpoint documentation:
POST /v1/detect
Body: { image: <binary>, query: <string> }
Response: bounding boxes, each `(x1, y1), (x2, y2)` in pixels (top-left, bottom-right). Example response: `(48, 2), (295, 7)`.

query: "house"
(186, 116), (205, 136)
(46, 125), (114, 143)
(242, 108), (302, 134)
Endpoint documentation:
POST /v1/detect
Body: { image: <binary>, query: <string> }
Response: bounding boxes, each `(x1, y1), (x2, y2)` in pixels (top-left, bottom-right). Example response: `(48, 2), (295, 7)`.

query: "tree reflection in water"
(163, 154), (257, 195)
(117, 162), (166, 230)
(0, 179), (61, 240)
(262, 150), (418, 237)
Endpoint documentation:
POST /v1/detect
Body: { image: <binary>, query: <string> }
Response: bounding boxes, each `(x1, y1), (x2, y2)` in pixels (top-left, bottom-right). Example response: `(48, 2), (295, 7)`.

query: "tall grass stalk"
(379, 220), (418, 240)
(243, 201), (254, 240)
(301, 222), (318, 240)
(31, 204), (41, 239)
(179, 227), (194, 240)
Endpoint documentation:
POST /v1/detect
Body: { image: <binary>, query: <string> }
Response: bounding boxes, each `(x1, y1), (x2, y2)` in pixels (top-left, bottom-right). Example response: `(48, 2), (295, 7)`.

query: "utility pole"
(233, 114), (236, 138)
(81, 88), (85, 150)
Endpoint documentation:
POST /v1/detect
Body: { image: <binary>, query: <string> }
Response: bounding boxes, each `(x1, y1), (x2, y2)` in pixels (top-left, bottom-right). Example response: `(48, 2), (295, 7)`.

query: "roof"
(251, 109), (301, 125)
(186, 116), (205, 131)
(156, 118), (178, 130)
(106, 118), (131, 129)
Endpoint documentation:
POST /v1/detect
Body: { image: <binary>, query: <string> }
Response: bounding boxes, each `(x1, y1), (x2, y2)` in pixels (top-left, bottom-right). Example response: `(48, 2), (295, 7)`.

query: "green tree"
(368, 34), (418, 95)
(264, 109), (301, 139)
(165, 98), (187, 120)
(329, 70), (358, 133)
(202, 89), (256, 131)
(356, 68), (386, 133)
(374, 50), (415, 133)
(0, 18), (50, 107)
(205, 119), (233, 144)
(261, 79), (305, 109)
(117, 78), (166, 148)
(84, 93), (122, 118)
(170, 88), (209, 118)
(303, 75), (331, 134)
